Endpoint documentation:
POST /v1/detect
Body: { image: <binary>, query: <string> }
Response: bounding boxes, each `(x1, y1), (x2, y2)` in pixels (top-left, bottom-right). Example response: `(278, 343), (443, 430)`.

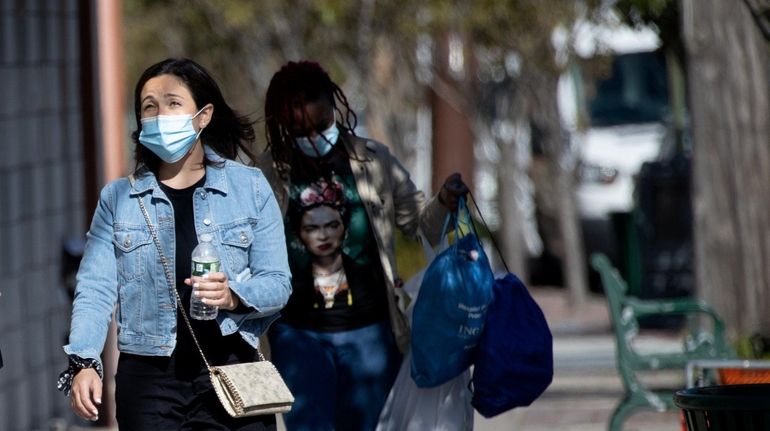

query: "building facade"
(0, 0), (99, 429)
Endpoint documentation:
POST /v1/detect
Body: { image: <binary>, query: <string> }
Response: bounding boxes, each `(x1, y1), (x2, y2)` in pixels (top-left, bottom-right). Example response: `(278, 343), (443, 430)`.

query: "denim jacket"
(64, 148), (292, 369)
(255, 134), (447, 352)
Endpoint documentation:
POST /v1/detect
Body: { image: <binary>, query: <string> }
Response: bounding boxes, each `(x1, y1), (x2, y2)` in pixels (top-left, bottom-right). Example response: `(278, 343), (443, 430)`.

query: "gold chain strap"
(211, 367), (245, 415)
(129, 175), (213, 371)
(129, 175), (267, 368)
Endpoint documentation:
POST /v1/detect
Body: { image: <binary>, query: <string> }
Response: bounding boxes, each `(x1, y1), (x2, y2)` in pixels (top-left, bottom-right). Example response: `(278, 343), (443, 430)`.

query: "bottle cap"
(199, 233), (213, 243)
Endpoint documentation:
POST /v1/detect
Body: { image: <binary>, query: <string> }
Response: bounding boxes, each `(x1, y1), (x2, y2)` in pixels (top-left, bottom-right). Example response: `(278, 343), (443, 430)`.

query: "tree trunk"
(527, 68), (589, 307)
(682, 0), (770, 337)
(497, 121), (532, 280)
(364, 38), (396, 147)
(554, 158), (588, 307)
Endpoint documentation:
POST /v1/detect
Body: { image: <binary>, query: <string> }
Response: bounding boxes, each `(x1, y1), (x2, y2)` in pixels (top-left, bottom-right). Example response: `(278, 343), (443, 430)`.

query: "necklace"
(314, 267), (348, 309)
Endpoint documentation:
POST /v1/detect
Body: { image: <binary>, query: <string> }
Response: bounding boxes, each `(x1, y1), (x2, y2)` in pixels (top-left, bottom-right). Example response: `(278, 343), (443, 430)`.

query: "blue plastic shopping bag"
(471, 273), (553, 417)
(411, 198), (495, 388)
(377, 229), (474, 431)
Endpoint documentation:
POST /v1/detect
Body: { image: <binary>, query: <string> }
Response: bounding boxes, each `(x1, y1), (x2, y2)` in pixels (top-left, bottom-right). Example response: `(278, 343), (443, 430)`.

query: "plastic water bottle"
(190, 233), (219, 320)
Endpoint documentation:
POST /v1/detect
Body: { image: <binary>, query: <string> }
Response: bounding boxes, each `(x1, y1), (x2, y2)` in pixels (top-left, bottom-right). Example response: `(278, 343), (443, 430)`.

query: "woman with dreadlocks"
(254, 60), (468, 431)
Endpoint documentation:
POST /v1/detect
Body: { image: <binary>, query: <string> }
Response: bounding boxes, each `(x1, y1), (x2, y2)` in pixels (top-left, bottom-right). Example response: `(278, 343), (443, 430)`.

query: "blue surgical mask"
(139, 107), (205, 163)
(295, 123), (339, 157)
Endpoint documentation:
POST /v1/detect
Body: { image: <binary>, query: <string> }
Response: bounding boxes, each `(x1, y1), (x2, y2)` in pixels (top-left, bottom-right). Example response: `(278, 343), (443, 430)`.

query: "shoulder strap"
(467, 192), (510, 274)
(128, 174), (213, 370)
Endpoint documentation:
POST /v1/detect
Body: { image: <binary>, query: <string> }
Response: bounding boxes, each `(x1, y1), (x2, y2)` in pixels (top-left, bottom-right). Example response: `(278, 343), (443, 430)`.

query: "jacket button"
(240, 232), (248, 243)
(200, 191), (207, 200)
(123, 238), (132, 248)
(203, 218), (211, 226)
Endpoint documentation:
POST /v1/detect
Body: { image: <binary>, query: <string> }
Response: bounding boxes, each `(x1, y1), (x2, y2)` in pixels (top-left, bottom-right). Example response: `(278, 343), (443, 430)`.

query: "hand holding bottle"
(187, 233), (240, 319)
(185, 271), (241, 311)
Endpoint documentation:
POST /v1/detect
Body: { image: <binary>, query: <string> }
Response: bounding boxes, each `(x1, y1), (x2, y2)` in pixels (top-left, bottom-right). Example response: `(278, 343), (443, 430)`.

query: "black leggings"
(115, 353), (276, 431)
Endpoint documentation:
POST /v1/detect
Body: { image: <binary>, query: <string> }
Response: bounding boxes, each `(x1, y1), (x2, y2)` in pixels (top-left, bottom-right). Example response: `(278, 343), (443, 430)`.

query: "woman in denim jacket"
(59, 58), (291, 430)
(255, 60), (467, 431)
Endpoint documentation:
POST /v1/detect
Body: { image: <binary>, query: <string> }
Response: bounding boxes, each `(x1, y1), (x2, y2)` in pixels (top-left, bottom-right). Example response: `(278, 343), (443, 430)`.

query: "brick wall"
(0, 0), (93, 429)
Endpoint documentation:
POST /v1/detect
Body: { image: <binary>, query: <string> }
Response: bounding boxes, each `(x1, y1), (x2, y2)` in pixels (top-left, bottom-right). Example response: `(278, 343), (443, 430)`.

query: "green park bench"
(590, 253), (735, 431)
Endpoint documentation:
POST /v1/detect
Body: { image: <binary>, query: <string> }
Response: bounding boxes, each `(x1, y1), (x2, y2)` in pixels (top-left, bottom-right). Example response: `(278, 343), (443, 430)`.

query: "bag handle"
(455, 197), (480, 239)
(466, 191), (511, 274)
(128, 174), (265, 372)
(438, 197), (477, 245)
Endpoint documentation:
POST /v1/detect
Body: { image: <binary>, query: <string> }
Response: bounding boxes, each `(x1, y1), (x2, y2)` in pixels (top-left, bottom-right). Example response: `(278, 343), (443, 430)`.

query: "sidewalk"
(472, 287), (684, 431)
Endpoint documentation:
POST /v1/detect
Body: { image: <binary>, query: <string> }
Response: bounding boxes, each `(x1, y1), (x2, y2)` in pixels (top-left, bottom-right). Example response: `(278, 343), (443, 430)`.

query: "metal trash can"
(674, 384), (770, 430)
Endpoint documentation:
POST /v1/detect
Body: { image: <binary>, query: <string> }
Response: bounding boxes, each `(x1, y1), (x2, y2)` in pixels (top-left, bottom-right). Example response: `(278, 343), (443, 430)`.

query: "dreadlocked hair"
(264, 60), (358, 180)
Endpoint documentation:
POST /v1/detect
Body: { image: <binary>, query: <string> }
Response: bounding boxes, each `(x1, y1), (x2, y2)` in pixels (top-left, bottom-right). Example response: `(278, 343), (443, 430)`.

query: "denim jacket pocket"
(113, 227), (152, 281)
(220, 222), (254, 274)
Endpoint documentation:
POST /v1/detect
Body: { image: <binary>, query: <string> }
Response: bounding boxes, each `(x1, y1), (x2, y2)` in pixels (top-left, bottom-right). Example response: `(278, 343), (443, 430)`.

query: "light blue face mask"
(139, 107), (205, 163)
(295, 123), (339, 157)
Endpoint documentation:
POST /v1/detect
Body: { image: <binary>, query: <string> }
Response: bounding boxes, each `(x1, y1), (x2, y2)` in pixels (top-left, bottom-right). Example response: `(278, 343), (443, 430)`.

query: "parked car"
(553, 22), (672, 288)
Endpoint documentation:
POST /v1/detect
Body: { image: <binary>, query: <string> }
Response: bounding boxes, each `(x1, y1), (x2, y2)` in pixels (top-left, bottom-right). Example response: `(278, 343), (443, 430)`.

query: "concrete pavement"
(471, 287), (685, 431)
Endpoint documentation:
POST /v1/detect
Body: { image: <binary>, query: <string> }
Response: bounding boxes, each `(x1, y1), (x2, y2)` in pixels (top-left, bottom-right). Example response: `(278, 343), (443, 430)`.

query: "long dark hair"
(264, 61), (357, 180)
(130, 58), (256, 172)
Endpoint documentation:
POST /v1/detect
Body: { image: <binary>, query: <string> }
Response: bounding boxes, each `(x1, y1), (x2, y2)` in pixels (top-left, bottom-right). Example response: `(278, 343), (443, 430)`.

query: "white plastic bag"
(376, 352), (473, 431)
(377, 229), (473, 431)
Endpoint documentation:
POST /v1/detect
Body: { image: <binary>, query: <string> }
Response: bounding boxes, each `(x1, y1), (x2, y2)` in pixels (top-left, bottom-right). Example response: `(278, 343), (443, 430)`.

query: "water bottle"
(190, 233), (220, 320)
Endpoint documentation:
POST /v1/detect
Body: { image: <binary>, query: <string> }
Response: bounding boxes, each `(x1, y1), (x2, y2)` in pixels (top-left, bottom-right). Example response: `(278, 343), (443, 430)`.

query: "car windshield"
(588, 51), (669, 127)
